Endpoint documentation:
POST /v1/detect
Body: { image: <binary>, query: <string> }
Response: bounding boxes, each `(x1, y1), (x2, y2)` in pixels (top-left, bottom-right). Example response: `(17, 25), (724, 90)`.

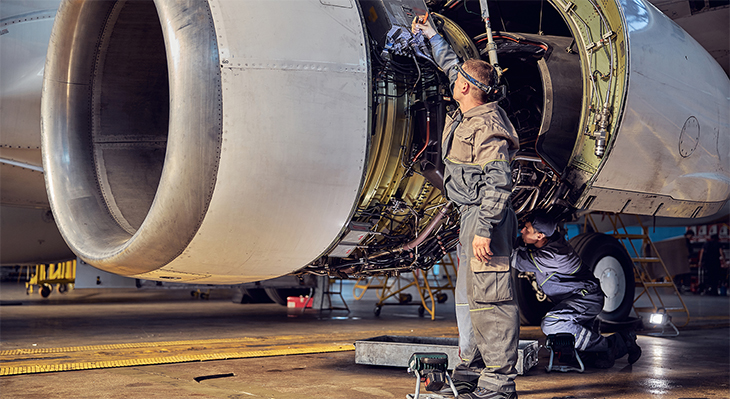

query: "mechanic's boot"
(592, 348), (615, 369)
(619, 330), (642, 364)
(593, 334), (618, 369)
(434, 387), (457, 397)
(577, 350), (596, 367)
(435, 380), (476, 397)
(456, 387), (517, 399)
(609, 332), (629, 359)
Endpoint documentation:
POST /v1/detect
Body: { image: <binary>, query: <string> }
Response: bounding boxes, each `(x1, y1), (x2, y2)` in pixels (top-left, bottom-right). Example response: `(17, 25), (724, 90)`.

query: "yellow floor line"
(1, 343), (354, 376)
(1, 336), (302, 356)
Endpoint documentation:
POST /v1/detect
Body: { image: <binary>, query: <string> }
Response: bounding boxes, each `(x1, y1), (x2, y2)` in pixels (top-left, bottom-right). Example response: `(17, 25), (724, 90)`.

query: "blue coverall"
(512, 234), (609, 352)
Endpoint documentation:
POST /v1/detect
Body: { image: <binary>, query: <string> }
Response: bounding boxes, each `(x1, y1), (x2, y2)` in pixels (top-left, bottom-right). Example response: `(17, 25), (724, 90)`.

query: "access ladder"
(587, 213), (690, 327)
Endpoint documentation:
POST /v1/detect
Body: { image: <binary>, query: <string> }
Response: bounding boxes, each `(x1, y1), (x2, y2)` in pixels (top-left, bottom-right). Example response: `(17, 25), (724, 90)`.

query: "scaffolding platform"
(25, 260), (76, 298)
(352, 252), (457, 320)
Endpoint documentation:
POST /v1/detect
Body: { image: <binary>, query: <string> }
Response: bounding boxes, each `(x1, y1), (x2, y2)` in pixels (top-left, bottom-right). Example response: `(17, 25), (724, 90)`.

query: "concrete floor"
(1, 280), (728, 398)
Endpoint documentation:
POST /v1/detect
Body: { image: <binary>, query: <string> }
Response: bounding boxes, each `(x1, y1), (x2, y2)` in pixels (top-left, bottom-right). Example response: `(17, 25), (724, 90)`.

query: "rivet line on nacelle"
(221, 61), (365, 74)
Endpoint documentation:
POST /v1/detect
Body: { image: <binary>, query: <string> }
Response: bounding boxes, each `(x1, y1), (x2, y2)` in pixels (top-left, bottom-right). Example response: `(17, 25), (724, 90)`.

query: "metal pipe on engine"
(399, 201), (452, 251)
(367, 202), (453, 260)
(478, 0), (502, 79)
(513, 155), (543, 163)
(513, 186), (541, 214)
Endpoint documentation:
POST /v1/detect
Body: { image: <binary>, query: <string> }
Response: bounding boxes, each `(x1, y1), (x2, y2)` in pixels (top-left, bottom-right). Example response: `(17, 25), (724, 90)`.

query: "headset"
(454, 63), (506, 103)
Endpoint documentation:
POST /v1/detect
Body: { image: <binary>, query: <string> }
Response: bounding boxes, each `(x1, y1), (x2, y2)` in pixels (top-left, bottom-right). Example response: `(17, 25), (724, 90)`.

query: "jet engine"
(41, 0), (729, 320)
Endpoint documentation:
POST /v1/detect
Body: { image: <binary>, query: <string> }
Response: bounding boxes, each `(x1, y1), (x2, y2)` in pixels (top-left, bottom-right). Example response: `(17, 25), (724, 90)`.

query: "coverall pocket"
(449, 130), (475, 164)
(470, 258), (513, 303)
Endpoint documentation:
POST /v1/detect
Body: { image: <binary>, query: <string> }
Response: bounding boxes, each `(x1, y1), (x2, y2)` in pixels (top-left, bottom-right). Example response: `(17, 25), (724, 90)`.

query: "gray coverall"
(428, 34), (521, 393)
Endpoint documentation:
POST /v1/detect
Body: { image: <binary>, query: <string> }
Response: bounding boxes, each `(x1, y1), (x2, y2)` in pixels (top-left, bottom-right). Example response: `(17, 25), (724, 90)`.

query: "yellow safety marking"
(469, 306), (495, 312)
(1, 344), (353, 376)
(1, 327), (459, 377)
(1, 336), (300, 356)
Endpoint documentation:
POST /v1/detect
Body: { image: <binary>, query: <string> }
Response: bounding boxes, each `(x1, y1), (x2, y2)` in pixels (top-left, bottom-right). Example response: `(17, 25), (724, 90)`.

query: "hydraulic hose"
(399, 202), (452, 251)
(366, 202), (453, 260)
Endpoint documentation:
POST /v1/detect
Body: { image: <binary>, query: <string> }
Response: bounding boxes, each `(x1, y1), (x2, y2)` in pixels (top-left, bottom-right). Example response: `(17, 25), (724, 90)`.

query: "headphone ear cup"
(489, 85), (506, 102)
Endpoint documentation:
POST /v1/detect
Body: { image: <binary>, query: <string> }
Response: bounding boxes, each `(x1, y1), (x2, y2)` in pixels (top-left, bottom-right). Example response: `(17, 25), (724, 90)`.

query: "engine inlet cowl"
(41, 0), (369, 283)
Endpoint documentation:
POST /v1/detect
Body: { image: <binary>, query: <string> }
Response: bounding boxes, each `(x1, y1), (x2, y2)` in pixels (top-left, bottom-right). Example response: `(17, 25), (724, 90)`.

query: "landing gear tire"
(513, 268), (553, 326)
(40, 284), (52, 298)
(418, 304), (425, 317)
(264, 288), (312, 306)
(374, 306), (382, 316)
(238, 288), (274, 304)
(569, 233), (635, 322)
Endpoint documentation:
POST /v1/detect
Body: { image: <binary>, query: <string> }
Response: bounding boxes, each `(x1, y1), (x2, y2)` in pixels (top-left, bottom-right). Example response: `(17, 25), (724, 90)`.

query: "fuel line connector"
(594, 105), (611, 157)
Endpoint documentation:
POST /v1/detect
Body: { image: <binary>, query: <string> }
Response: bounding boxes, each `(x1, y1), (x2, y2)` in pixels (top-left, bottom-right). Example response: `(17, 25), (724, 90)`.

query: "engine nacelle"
(42, 0), (369, 282)
(561, 0), (730, 218)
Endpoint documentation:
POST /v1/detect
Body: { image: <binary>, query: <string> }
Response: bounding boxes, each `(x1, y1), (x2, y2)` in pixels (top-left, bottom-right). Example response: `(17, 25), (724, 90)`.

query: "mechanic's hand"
(411, 14), (437, 39)
(473, 235), (492, 263)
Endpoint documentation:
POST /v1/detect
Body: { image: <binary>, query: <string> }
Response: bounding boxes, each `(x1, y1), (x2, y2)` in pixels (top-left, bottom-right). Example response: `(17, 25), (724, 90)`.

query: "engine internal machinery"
(308, 2), (583, 278)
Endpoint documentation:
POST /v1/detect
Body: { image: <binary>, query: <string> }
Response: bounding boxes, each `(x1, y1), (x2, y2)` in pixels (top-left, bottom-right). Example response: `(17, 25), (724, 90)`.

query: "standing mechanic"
(413, 16), (520, 399)
(698, 234), (727, 295)
(512, 212), (641, 368)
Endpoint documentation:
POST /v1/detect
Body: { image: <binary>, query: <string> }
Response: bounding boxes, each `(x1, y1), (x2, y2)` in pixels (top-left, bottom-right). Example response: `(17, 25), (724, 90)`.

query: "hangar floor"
(1, 280), (728, 399)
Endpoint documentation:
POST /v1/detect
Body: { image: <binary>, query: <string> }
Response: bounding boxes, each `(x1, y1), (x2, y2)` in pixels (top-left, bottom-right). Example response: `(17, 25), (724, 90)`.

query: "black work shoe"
(434, 387), (457, 397)
(454, 380), (477, 394)
(456, 387), (518, 399)
(435, 380), (476, 397)
(620, 331), (642, 364)
(593, 335), (617, 369)
(593, 349), (615, 369)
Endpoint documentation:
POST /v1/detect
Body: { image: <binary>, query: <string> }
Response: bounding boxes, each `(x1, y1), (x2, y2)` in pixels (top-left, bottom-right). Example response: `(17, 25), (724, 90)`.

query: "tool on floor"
(545, 333), (585, 373)
(406, 352), (457, 398)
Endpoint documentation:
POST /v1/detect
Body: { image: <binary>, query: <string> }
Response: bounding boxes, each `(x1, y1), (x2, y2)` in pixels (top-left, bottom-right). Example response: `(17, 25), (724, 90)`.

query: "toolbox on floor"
(286, 295), (313, 308)
(355, 335), (539, 375)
